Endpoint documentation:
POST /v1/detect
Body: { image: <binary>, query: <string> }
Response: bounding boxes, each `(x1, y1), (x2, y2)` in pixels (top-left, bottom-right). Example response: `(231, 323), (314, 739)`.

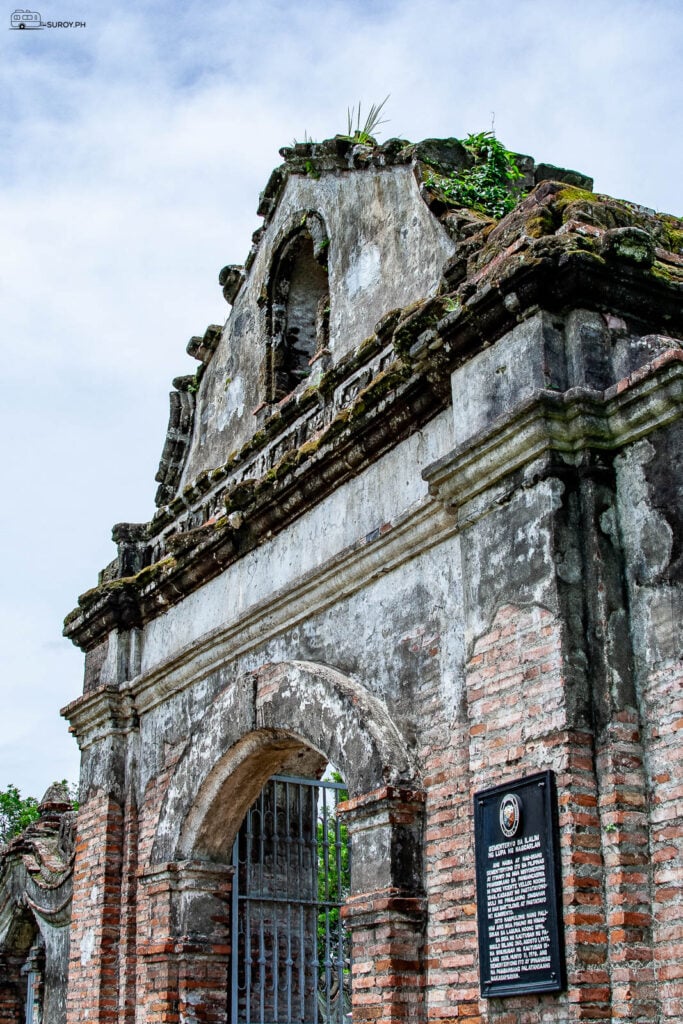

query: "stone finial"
(38, 782), (73, 818)
(219, 264), (245, 305)
(187, 324), (222, 364)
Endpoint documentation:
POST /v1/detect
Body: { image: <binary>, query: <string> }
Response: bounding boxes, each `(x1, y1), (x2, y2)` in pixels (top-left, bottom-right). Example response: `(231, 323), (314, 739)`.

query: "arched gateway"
(137, 662), (426, 1024)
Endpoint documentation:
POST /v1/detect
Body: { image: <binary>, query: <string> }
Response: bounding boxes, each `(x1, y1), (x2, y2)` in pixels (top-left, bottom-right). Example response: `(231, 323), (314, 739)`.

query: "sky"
(1, 0), (682, 800)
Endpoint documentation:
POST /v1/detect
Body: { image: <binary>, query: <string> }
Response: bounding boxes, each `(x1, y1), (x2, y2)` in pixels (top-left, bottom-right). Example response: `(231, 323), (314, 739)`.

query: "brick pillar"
(578, 469), (659, 1022)
(117, 793), (138, 1023)
(66, 792), (124, 1024)
(136, 860), (233, 1024)
(640, 660), (683, 1021)
(0, 956), (24, 1024)
(339, 787), (426, 1024)
(595, 714), (656, 1021)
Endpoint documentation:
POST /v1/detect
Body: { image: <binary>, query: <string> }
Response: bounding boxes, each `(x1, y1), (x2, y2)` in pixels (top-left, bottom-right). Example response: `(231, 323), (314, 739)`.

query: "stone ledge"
(424, 351), (683, 515)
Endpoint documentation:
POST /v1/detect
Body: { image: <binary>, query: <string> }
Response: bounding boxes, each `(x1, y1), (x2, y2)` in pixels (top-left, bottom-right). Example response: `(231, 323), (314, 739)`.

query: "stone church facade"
(1, 134), (682, 1023)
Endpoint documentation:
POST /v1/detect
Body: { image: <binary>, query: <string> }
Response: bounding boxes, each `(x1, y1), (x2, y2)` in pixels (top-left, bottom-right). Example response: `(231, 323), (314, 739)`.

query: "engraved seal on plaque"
(499, 793), (521, 837)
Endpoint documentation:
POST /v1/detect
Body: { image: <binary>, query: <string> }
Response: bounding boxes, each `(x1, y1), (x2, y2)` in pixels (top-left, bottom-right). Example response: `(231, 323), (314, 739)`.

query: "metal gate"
(230, 774), (350, 1024)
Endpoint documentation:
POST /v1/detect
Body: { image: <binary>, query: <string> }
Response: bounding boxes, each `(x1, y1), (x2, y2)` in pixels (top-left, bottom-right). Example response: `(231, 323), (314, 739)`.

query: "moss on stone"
(553, 185), (596, 215)
(393, 297), (451, 358)
(650, 261), (683, 285)
(323, 407), (351, 439)
(298, 436), (322, 457)
(356, 334), (381, 360)
(348, 365), (407, 421)
(656, 214), (683, 255)
(134, 556), (177, 587)
(524, 208), (556, 239)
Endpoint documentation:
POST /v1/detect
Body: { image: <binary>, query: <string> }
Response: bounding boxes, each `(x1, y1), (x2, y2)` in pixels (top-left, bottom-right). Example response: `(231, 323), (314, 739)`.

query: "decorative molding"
(425, 351), (683, 514)
(129, 498), (457, 716)
(62, 684), (138, 748)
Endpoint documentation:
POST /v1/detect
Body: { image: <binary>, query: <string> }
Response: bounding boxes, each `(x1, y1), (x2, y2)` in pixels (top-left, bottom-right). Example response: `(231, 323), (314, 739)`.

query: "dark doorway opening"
(230, 773), (350, 1024)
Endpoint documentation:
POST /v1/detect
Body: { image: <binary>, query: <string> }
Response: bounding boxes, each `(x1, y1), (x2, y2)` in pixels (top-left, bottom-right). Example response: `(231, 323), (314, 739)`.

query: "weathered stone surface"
(10, 133), (683, 1024)
(0, 790), (74, 1024)
(534, 162), (594, 191)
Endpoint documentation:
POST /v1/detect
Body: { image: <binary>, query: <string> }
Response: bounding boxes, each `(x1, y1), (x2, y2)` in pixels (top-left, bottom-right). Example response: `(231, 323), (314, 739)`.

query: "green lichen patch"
(393, 297), (453, 358)
(524, 208), (556, 239)
(348, 365), (407, 422)
(603, 228), (654, 266)
(656, 213), (683, 255)
(133, 556), (177, 587)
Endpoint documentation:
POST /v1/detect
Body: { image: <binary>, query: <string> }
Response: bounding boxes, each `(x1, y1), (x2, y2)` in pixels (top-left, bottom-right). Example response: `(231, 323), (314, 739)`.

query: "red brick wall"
(423, 604), (611, 1024)
(62, 606), (681, 1024)
(340, 789), (427, 1024)
(66, 793), (124, 1024)
(117, 794), (138, 1024)
(135, 862), (232, 1024)
(641, 661), (683, 1022)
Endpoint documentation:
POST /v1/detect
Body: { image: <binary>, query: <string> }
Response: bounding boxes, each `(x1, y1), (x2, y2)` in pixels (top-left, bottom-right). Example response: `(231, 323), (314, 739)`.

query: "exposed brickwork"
(345, 894), (426, 1024)
(117, 794), (138, 1024)
(420, 604), (621, 1024)
(423, 715), (480, 1023)
(341, 789), (427, 1024)
(136, 863), (232, 1024)
(640, 661), (683, 1022)
(0, 958), (25, 1024)
(596, 712), (658, 1022)
(66, 792), (124, 1024)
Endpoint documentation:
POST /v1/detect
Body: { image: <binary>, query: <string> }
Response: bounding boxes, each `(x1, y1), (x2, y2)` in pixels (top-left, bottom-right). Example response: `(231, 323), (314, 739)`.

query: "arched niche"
(0, 905), (43, 1023)
(267, 212), (330, 401)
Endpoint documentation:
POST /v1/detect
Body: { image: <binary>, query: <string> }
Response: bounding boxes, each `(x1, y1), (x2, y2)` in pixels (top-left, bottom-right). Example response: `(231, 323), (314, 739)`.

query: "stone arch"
(152, 660), (417, 864)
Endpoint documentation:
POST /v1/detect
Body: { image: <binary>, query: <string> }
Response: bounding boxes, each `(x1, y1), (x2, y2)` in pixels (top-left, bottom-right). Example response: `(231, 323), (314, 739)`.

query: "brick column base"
(137, 860), (233, 1024)
(339, 787), (426, 1024)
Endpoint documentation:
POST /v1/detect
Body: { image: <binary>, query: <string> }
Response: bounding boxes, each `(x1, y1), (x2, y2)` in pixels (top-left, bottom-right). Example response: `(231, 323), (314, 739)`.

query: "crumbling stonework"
(0, 785), (75, 1024)
(6, 131), (683, 1023)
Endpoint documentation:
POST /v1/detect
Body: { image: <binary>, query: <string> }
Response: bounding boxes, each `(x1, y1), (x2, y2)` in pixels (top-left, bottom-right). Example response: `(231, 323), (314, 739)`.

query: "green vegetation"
(428, 130), (523, 218)
(0, 781), (78, 845)
(317, 773), (350, 973)
(0, 786), (39, 844)
(188, 363), (205, 394)
(342, 96), (390, 144)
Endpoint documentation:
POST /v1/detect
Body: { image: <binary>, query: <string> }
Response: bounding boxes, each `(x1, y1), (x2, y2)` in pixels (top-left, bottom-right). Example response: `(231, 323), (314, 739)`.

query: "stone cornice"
(64, 367), (448, 653)
(61, 684), (138, 748)
(64, 205), (683, 654)
(424, 350), (683, 513)
(127, 497), (458, 716)
(61, 353), (681, 727)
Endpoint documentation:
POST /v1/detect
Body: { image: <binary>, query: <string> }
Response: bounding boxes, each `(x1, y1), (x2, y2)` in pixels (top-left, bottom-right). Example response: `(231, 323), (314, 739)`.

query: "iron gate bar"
(230, 774), (349, 1024)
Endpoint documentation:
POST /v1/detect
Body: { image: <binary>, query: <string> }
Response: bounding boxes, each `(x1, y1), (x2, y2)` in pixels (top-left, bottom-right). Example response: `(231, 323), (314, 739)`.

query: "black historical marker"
(473, 770), (566, 998)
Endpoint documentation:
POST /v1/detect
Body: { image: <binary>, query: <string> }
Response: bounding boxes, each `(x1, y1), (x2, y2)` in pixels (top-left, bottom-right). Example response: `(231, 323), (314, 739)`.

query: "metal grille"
(230, 774), (350, 1024)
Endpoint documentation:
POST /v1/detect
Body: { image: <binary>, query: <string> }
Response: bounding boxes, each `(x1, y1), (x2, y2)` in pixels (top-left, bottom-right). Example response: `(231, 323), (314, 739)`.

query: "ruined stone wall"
(60, 139), (683, 1024)
(179, 159), (455, 492)
(0, 789), (74, 1024)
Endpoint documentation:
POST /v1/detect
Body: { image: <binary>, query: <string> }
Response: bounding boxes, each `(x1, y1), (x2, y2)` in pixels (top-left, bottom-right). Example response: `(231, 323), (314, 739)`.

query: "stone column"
(136, 860), (233, 1024)
(339, 787), (426, 1024)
